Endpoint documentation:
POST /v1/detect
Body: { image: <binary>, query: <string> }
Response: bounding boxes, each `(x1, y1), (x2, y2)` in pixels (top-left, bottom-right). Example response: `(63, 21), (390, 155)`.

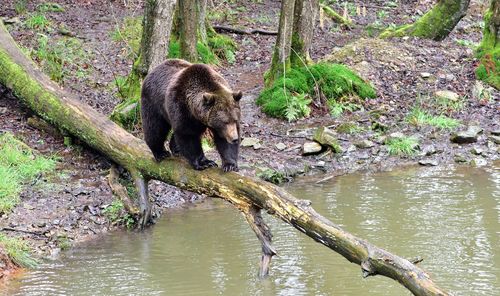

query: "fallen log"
(212, 25), (278, 35)
(0, 23), (448, 295)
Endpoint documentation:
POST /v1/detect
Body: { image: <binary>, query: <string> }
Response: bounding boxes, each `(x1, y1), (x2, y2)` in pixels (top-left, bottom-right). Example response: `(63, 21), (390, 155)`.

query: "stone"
(454, 154), (468, 163)
(315, 161), (326, 168)
(471, 158), (487, 167)
(283, 159), (310, 176)
(355, 139), (375, 149)
(302, 141), (323, 155)
(275, 142), (287, 151)
(0, 107), (7, 114)
(386, 132), (405, 142)
(470, 146), (484, 155)
(241, 137), (260, 147)
(491, 130), (500, 136)
(347, 144), (357, 153)
(488, 135), (500, 144)
(313, 126), (342, 153)
(450, 126), (483, 144)
(422, 145), (437, 156)
(434, 90), (460, 102)
(253, 143), (262, 150)
(419, 159), (438, 166)
(420, 72), (432, 78)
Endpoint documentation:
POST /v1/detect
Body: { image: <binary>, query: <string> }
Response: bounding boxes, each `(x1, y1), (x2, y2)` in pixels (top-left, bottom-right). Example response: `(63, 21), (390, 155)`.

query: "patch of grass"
(0, 233), (37, 268)
(103, 200), (135, 229)
(336, 122), (362, 134)
(257, 63), (375, 121)
(385, 137), (419, 156)
(38, 2), (64, 13)
(0, 133), (57, 213)
(30, 34), (91, 83)
(455, 38), (478, 49)
(257, 168), (287, 185)
(15, 0), (28, 14)
(433, 94), (465, 112)
(110, 16), (143, 58)
(407, 108), (460, 130)
(25, 13), (51, 30)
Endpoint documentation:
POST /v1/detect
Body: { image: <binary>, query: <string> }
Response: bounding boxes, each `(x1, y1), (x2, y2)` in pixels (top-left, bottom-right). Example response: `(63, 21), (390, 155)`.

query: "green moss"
(110, 16), (143, 58)
(0, 233), (37, 268)
(257, 63), (376, 120)
(257, 168), (287, 184)
(475, 7), (499, 90)
(110, 98), (140, 129)
(336, 122), (362, 134)
(0, 133), (57, 213)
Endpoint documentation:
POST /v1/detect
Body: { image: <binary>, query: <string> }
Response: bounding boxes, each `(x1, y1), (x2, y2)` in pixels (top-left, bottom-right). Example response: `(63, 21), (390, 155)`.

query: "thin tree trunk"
(197, 0), (208, 44)
(267, 0), (296, 85)
(291, 0), (319, 66)
(0, 23), (449, 296)
(178, 0), (198, 62)
(380, 0), (471, 41)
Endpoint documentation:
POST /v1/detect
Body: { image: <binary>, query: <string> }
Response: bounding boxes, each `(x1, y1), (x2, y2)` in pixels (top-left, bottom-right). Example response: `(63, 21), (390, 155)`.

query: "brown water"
(4, 165), (500, 296)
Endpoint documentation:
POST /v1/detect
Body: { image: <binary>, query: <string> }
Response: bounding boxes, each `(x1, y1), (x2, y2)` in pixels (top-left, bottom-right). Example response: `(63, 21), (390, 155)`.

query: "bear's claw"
(223, 164), (239, 172)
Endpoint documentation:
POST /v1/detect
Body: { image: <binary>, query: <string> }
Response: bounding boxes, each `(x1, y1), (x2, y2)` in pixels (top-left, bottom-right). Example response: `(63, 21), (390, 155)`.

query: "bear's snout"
(224, 123), (239, 144)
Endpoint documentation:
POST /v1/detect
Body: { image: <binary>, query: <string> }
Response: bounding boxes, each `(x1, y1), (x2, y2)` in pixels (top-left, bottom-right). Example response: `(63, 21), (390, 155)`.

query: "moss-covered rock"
(256, 63), (376, 121)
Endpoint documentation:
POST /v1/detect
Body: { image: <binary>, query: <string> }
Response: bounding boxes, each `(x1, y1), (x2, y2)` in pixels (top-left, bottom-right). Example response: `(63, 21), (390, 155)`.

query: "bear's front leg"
(214, 133), (239, 172)
(175, 133), (217, 170)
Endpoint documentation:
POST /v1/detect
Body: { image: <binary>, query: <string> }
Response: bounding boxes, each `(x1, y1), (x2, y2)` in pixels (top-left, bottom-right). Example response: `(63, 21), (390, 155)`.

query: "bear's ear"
(233, 91), (243, 102)
(203, 93), (216, 107)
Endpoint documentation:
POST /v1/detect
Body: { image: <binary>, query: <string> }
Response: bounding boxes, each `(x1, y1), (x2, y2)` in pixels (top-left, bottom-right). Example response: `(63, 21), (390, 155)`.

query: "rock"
(454, 154), (468, 163)
(253, 143), (262, 150)
(386, 132), (405, 142)
(420, 72), (432, 78)
(347, 144), (357, 153)
(283, 159), (310, 176)
(314, 161), (326, 168)
(470, 146), (484, 155)
(450, 126), (483, 144)
(419, 159), (438, 166)
(241, 137), (260, 147)
(2, 17), (20, 24)
(275, 142), (286, 151)
(313, 126), (343, 153)
(491, 130), (500, 136)
(434, 90), (459, 102)
(488, 135), (500, 144)
(0, 107), (7, 114)
(354, 139), (375, 149)
(471, 158), (487, 167)
(302, 141), (323, 155)
(422, 145), (437, 156)
(371, 121), (389, 132)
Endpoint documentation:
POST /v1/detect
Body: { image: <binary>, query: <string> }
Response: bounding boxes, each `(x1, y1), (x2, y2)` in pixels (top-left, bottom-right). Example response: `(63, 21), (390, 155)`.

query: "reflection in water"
(4, 165), (499, 296)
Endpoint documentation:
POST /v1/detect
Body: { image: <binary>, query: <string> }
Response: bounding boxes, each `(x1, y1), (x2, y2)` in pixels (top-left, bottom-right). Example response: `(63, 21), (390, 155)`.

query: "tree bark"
(267, 0), (318, 85)
(178, 0), (199, 62)
(0, 23), (449, 296)
(380, 0), (471, 41)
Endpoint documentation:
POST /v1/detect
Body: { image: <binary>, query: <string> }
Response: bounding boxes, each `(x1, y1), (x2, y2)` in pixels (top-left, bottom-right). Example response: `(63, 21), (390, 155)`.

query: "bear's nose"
(231, 139), (239, 145)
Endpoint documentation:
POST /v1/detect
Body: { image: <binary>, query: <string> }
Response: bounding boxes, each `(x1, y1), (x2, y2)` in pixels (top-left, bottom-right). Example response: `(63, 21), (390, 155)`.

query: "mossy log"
(380, 0), (470, 41)
(475, 0), (499, 89)
(0, 23), (449, 296)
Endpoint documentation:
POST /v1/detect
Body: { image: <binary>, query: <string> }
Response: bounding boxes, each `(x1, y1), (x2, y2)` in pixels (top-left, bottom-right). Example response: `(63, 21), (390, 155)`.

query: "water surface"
(5, 165), (499, 295)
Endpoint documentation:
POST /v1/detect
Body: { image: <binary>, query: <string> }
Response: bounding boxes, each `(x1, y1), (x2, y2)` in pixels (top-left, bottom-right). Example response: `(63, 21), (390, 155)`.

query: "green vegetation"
(336, 122), (362, 134)
(385, 136), (419, 156)
(103, 200), (135, 228)
(432, 93), (464, 112)
(110, 16), (143, 58)
(38, 2), (64, 13)
(257, 168), (287, 185)
(257, 63), (376, 121)
(0, 133), (57, 213)
(15, 0), (28, 14)
(406, 107), (460, 129)
(0, 233), (37, 268)
(475, 5), (499, 89)
(29, 34), (91, 83)
(25, 14), (51, 30)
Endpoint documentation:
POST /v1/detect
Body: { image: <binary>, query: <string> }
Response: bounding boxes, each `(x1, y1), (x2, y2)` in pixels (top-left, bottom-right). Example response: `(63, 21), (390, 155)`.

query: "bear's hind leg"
(143, 114), (171, 161)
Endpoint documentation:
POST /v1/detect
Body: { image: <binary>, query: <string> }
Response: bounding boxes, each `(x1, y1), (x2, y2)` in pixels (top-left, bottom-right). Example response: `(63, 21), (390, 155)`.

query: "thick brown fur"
(141, 59), (242, 172)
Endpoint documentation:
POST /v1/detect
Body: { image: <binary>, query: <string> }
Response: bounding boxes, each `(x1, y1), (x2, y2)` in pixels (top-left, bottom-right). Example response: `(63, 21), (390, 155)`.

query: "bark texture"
(178, 0), (199, 62)
(0, 23), (449, 296)
(380, 0), (471, 41)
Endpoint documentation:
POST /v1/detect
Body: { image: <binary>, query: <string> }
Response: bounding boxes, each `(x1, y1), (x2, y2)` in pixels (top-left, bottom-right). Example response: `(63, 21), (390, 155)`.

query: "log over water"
(0, 23), (447, 296)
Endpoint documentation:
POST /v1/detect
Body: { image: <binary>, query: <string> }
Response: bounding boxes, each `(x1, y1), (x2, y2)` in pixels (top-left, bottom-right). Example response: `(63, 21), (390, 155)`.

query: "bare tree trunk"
(475, 0), (499, 89)
(380, 0), (470, 41)
(0, 23), (449, 296)
(197, 0), (208, 44)
(111, 0), (176, 128)
(178, 0), (198, 62)
(291, 0), (319, 66)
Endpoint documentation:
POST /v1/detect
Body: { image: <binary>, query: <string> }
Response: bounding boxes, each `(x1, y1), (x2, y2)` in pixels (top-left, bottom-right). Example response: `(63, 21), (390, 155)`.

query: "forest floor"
(0, 0), (499, 280)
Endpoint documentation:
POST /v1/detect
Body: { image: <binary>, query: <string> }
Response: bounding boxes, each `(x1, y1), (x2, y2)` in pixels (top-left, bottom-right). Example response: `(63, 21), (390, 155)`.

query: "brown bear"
(141, 59), (242, 172)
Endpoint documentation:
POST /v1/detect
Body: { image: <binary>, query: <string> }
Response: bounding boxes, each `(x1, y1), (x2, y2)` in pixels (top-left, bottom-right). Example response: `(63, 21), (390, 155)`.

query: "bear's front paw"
(192, 159), (218, 170)
(222, 163), (239, 172)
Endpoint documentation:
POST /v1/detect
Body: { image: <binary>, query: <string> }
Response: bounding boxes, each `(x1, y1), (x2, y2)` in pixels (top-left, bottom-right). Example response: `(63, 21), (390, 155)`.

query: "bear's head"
(202, 90), (242, 144)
